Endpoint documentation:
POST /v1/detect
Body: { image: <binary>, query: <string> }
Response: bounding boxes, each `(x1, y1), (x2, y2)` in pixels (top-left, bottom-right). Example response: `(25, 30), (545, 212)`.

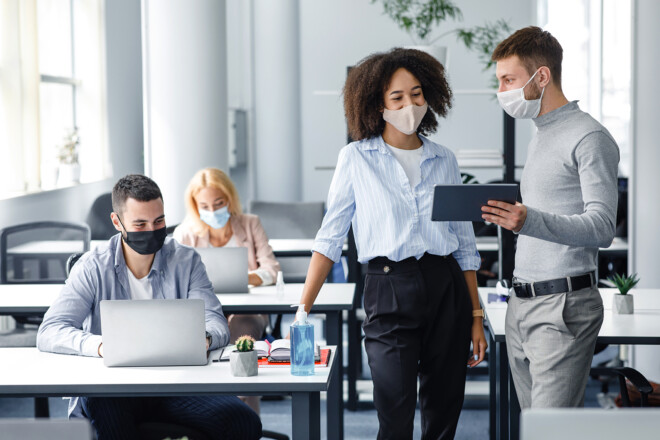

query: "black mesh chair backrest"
(86, 192), (116, 240)
(0, 221), (91, 284)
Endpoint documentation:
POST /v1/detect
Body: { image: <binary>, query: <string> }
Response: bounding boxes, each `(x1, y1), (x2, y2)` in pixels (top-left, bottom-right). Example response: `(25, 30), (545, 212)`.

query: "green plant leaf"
(608, 272), (640, 295)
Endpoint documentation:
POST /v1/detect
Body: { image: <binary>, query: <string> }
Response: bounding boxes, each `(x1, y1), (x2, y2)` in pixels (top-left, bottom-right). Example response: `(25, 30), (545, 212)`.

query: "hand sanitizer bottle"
(276, 271), (285, 301)
(290, 304), (315, 376)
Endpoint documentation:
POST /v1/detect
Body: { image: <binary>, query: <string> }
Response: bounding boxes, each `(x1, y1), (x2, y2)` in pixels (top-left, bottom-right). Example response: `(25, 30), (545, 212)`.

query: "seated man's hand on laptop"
(98, 343), (103, 358)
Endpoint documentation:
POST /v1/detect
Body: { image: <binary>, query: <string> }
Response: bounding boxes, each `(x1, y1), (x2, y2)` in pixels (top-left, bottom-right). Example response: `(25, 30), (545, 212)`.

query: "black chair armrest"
(614, 367), (653, 407)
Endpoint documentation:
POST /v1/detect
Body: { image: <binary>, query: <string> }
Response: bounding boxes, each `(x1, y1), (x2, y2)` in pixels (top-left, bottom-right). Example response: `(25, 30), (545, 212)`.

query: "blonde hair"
(183, 167), (243, 236)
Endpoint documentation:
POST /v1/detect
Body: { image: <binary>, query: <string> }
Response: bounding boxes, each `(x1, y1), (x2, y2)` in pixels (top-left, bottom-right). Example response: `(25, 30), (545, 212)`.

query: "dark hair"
(492, 26), (563, 87)
(343, 48), (452, 141)
(112, 174), (163, 215)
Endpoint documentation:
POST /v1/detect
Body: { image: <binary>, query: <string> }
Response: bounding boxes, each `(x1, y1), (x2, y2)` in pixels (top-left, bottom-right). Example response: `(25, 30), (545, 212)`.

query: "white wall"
(142, 0), (228, 225)
(296, 0), (536, 202)
(629, 0), (660, 381)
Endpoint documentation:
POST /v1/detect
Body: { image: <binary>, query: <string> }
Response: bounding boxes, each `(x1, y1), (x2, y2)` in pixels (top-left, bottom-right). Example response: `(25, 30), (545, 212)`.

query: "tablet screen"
(431, 184), (519, 222)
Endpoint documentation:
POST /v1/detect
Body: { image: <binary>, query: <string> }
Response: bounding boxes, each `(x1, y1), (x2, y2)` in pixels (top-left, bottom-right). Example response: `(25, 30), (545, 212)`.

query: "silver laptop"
(0, 419), (92, 440)
(521, 408), (660, 440)
(100, 299), (208, 367)
(195, 247), (249, 293)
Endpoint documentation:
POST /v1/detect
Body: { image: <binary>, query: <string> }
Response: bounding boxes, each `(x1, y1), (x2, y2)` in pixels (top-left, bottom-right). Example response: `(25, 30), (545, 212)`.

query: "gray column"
(142, 0), (228, 224)
(252, 0), (301, 202)
(106, 0), (144, 180)
(630, 0), (660, 380)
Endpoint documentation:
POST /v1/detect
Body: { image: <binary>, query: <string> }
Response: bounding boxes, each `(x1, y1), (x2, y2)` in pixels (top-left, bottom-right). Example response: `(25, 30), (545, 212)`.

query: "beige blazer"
(173, 214), (280, 284)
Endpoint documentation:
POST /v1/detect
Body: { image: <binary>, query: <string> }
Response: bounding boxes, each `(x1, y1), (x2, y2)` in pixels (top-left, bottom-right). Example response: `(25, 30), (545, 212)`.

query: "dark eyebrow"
(389, 85), (422, 96)
(133, 214), (165, 223)
(213, 197), (224, 203)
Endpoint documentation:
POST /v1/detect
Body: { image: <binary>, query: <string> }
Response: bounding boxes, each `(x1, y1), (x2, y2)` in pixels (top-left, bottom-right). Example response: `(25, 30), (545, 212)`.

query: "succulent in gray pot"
(230, 335), (258, 377)
(609, 273), (639, 315)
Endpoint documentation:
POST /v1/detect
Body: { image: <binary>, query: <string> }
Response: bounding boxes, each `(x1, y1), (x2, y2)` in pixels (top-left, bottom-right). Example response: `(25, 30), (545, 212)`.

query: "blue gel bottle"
(290, 304), (315, 376)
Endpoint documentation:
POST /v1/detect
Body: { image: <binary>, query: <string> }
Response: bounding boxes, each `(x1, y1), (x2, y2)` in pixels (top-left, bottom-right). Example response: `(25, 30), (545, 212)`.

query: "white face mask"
(382, 102), (428, 135)
(497, 70), (545, 119)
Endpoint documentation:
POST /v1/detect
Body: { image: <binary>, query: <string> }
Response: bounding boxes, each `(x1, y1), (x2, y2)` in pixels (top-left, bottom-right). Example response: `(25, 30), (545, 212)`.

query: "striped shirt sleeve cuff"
(82, 334), (103, 358)
(453, 252), (481, 272)
(312, 240), (342, 263)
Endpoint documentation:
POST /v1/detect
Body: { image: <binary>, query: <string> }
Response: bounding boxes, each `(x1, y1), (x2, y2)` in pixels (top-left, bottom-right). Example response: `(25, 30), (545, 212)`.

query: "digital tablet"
(431, 184), (519, 222)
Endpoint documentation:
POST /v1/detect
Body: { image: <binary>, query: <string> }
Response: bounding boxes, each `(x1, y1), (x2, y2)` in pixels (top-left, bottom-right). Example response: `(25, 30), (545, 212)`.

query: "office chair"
(248, 200), (325, 283)
(613, 367), (655, 407)
(85, 193), (116, 240)
(0, 221), (90, 418)
(66, 255), (286, 440)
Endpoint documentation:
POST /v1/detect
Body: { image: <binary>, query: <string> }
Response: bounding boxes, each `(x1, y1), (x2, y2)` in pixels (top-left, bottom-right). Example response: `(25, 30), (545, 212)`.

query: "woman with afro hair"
(299, 48), (487, 440)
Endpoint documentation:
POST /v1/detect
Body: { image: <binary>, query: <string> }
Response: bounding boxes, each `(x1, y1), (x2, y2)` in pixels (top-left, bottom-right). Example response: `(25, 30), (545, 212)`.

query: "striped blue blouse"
(312, 135), (480, 271)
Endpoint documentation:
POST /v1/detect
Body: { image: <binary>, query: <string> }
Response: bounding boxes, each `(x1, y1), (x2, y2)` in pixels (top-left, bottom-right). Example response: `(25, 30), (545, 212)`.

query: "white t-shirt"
(385, 143), (424, 188)
(126, 268), (153, 300)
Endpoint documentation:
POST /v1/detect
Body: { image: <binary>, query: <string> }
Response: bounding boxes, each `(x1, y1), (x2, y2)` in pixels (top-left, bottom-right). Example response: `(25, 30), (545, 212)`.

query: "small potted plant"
(609, 273), (639, 314)
(230, 335), (258, 377)
(57, 128), (81, 186)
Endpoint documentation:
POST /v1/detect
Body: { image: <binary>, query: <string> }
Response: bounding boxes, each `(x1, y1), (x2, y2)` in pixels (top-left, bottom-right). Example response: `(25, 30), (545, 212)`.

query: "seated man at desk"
(37, 174), (261, 440)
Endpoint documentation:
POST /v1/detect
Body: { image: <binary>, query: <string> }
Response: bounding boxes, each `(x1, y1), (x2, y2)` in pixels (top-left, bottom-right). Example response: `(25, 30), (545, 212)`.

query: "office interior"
(1, 0), (659, 439)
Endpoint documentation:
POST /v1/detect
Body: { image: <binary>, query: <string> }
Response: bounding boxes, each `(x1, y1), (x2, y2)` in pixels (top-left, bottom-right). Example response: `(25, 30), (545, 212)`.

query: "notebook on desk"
(195, 247), (249, 293)
(100, 299), (208, 367)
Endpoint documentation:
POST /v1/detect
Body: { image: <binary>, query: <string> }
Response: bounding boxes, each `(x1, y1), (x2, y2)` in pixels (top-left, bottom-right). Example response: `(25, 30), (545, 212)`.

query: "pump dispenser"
(290, 304), (315, 376)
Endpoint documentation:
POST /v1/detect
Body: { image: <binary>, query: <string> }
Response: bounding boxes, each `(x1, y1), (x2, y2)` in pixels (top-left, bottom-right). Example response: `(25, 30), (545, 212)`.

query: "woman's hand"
(468, 318), (488, 368)
(248, 273), (263, 287)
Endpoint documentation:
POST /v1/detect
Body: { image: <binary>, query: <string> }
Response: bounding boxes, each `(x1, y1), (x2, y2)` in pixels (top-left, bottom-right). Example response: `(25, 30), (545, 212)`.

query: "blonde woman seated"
(174, 168), (280, 412)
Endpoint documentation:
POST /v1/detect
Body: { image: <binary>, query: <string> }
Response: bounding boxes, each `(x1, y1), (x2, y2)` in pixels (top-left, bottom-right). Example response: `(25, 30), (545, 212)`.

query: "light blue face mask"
(199, 206), (231, 229)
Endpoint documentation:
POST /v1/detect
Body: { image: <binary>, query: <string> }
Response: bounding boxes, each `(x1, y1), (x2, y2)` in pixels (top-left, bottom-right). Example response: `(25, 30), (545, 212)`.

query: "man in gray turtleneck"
(481, 27), (619, 408)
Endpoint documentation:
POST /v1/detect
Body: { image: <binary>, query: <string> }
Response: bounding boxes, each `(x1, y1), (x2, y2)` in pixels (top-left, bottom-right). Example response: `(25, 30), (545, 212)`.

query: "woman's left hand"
(468, 319), (488, 368)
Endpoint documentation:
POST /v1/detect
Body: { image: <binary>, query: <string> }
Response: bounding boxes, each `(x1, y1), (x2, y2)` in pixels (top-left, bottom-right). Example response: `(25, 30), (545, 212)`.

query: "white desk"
(479, 287), (660, 440)
(0, 347), (337, 440)
(0, 283), (355, 440)
(268, 238), (348, 257)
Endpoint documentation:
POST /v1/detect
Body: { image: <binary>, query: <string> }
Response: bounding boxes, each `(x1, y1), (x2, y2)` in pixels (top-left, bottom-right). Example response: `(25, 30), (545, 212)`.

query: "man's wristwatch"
(205, 331), (212, 348)
(472, 309), (485, 318)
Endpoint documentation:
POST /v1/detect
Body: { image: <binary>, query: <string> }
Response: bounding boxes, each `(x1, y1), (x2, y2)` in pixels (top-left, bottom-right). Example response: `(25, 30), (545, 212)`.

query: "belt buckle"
(529, 283), (536, 297)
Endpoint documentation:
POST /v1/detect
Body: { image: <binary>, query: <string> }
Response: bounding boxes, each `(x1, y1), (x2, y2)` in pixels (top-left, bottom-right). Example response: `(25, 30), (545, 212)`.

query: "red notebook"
(258, 348), (331, 368)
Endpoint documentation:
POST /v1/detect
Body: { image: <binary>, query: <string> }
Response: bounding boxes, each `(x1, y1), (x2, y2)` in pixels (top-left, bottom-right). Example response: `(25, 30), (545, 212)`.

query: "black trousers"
(363, 253), (472, 440)
(80, 395), (262, 440)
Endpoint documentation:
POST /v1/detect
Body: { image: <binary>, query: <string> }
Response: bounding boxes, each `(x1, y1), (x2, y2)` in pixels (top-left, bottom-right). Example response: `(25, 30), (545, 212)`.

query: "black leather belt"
(513, 272), (595, 298)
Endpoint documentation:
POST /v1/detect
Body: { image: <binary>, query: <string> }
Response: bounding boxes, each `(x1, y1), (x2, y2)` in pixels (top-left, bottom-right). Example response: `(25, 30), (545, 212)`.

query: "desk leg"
(496, 341), (509, 440)
(292, 392), (320, 440)
(325, 311), (344, 440)
(347, 308), (359, 411)
(509, 370), (520, 440)
(489, 335), (497, 440)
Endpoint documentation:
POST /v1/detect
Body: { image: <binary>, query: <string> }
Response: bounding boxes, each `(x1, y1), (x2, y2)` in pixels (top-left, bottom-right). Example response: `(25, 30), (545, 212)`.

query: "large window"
(539, 0), (632, 175)
(0, 0), (109, 199)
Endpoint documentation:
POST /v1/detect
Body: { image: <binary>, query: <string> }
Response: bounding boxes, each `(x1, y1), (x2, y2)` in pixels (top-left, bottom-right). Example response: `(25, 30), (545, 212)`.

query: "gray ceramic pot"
(613, 294), (634, 314)
(230, 350), (258, 377)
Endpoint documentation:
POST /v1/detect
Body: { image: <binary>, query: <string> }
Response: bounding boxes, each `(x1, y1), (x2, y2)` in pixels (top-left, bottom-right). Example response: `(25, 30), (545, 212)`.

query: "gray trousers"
(505, 286), (604, 408)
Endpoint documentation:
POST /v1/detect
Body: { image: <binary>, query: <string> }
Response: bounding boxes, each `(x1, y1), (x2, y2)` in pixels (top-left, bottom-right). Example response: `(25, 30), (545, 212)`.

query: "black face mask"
(117, 216), (167, 255)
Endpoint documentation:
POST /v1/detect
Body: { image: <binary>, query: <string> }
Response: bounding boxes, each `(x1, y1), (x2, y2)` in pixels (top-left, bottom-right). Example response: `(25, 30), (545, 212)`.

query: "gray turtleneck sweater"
(514, 101), (620, 283)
